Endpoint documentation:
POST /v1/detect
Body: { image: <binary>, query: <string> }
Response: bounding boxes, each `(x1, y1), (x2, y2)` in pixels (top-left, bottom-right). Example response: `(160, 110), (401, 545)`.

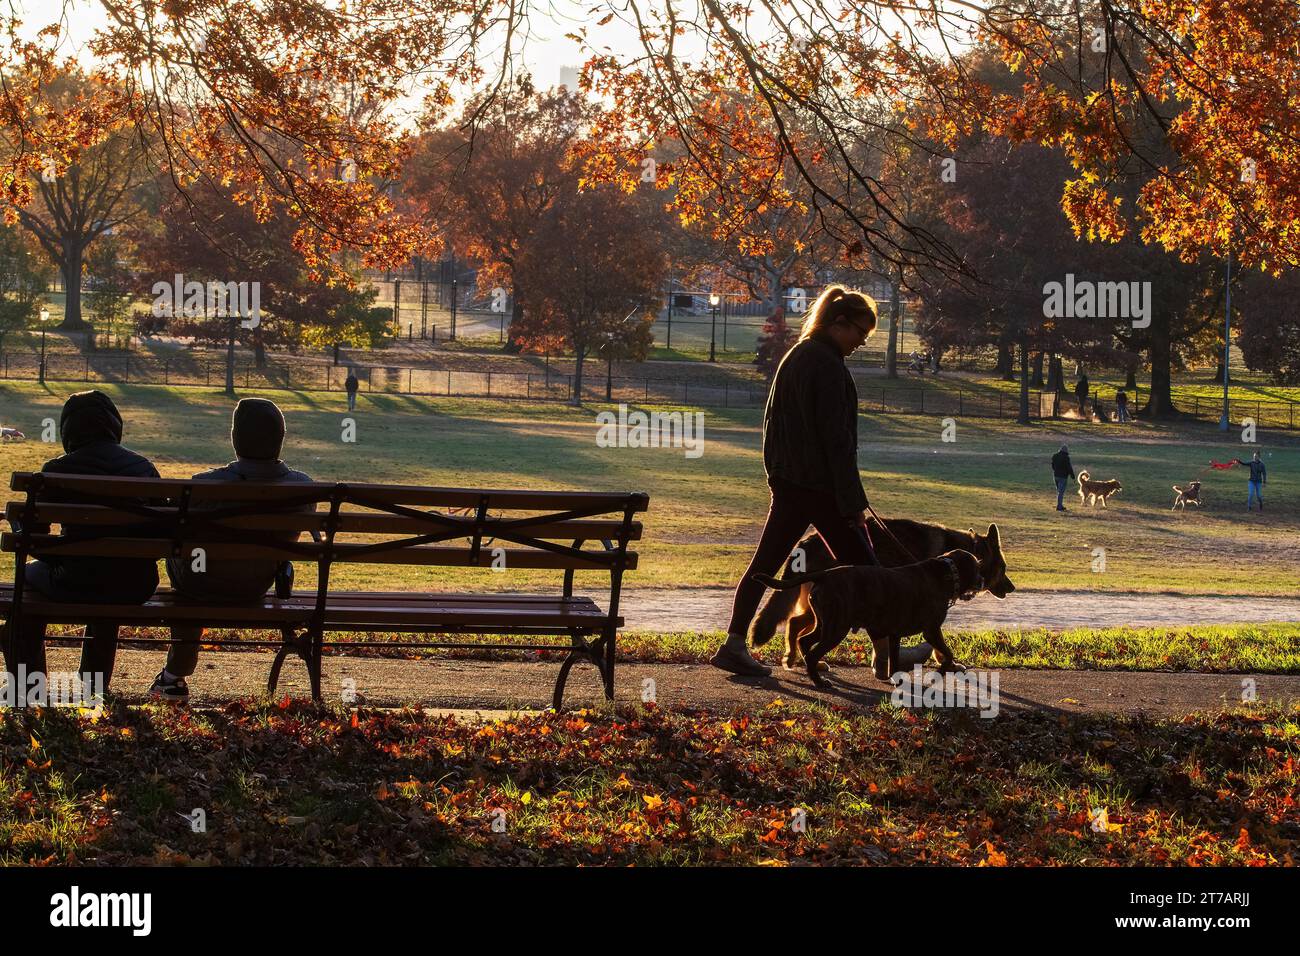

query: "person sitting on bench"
(149, 398), (314, 702)
(2, 390), (160, 702)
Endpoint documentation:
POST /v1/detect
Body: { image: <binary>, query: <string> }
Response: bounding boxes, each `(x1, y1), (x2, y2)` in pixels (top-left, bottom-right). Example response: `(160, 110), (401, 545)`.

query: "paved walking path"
(56, 648), (1299, 718)
(618, 588), (1300, 633)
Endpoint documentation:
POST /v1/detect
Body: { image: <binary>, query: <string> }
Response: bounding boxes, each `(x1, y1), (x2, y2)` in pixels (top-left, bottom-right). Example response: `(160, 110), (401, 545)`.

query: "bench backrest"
(3, 473), (646, 577)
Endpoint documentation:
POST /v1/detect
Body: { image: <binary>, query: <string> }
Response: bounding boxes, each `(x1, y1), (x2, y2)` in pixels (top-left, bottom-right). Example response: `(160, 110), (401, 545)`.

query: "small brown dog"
(754, 549), (985, 687)
(1172, 480), (1203, 510)
(1077, 470), (1122, 508)
(751, 520), (1015, 675)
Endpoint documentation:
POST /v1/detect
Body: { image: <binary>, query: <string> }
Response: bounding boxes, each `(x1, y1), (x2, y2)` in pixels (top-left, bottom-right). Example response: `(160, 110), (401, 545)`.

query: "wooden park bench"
(0, 473), (647, 709)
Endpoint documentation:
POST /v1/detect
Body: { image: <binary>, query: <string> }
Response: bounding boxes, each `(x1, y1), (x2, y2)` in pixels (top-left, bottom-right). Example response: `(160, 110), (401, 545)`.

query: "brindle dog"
(754, 549), (986, 687)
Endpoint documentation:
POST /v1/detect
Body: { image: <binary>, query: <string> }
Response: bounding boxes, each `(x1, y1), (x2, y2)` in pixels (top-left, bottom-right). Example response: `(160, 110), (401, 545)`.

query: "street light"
(604, 330), (615, 401)
(709, 293), (720, 362)
(38, 307), (50, 384)
(1219, 240), (1232, 431)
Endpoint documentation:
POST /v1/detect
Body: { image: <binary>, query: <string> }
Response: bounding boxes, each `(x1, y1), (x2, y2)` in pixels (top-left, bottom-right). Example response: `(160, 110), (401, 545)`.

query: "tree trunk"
(502, 297), (523, 354)
(224, 315), (237, 396)
(1031, 351), (1045, 387)
(767, 272), (784, 317)
(570, 346), (585, 406)
(885, 270), (900, 378)
(995, 341), (1015, 381)
(58, 243), (90, 330)
(1124, 361), (1137, 390)
(1017, 338), (1031, 425)
(1046, 354), (1064, 395)
(1141, 310), (1177, 418)
(254, 328), (267, 368)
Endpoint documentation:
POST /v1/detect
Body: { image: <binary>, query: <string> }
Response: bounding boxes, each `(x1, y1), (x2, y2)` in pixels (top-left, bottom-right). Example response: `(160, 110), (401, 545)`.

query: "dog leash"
(864, 501), (921, 563)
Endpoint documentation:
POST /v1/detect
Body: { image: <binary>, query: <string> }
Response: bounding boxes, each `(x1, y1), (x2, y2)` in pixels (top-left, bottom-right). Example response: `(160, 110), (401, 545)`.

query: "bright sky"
(15, 0), (950, 128)
(17, 0), (686, 128)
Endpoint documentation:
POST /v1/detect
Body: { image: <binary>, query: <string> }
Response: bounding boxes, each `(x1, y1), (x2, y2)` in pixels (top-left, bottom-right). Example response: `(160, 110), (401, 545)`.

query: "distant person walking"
(1051, 444), (1075, 512)
(345, 369), (359, 411)
(1115, 389), (1130, 423)
(1235, 451), (1266, 512)
(712, 286), (881, 678)
(1075, 373), (1089, 415)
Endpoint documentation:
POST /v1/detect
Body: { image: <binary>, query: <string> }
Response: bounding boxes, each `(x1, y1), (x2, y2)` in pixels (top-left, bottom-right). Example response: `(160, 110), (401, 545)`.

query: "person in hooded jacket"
(149, 399), (314, 702)
(1, 391), (160, 699)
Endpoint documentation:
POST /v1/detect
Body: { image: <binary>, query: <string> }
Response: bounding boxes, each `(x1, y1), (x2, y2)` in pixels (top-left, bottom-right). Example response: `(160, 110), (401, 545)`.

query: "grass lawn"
(2, 698), (1294, 865)
(0, 381), (1295, 595)
(68, 621), (1292, 674)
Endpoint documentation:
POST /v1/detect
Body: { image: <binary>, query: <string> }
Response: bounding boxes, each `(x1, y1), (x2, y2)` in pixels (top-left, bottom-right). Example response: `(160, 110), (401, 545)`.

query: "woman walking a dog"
(711, 286), (881, 677)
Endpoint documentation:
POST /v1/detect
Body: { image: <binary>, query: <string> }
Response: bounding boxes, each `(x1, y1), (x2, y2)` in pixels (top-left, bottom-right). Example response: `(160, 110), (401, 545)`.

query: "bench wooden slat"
(10, 473), (650, 513)
(0, 586), (620, 628)
(3, 502), (644, 541)
(0, 534), (638, 569)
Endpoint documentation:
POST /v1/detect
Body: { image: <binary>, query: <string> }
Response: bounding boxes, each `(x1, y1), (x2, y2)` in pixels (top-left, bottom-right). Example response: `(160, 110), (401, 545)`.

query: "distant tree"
(406, 79), (593, 352)
(84, 236), (137, 346)
(299, 290), (393, 351)
(1236, 268), (1300, 383)
(0, 223), (53, 351)
(131, 166), (382, 390)
(511, 184), (665, 403)
(6, 69), (151, 331)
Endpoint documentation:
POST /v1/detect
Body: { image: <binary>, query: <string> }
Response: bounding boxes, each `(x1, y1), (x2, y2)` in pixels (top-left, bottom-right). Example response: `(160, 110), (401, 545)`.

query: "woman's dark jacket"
(762, 332), (867, 517)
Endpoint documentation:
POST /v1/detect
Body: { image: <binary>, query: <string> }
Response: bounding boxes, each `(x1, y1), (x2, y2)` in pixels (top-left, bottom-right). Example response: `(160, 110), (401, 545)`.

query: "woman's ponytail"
(798, 285), (878, 342)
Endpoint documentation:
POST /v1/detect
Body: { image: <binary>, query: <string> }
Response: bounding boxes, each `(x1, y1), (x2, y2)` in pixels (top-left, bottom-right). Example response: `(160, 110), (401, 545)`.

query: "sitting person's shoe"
(709, 644), (772, 677)
(148, 670), (189, 703)
(872, 641), (934, 678)
(898, 642), (934, 667)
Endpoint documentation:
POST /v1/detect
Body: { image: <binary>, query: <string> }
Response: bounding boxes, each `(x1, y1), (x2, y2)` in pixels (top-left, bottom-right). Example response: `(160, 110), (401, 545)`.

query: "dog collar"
(940, 556), (981, 605)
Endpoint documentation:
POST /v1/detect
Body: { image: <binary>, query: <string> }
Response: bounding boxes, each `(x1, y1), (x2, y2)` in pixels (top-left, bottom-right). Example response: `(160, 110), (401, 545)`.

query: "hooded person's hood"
(231, 398), (286, 461)
(60, 390), (124, 453)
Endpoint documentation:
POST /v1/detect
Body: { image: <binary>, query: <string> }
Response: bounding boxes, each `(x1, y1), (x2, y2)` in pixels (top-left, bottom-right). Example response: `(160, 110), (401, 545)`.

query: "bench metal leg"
(552, 628), (610, 711)
(308, 628), (323, 702)
(602, 624), (616, 702)
(267, 628), (310, 698)
(266, 628), (325, 703)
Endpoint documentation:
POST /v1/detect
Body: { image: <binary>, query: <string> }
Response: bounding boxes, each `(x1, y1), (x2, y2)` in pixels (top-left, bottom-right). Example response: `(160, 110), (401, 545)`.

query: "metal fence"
(1, 352), (1296, 427)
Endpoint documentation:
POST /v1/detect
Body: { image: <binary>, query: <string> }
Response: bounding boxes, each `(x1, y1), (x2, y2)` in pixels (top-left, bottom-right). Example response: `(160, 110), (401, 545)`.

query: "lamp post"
(604, 331), (615, 401)
(1219, 241), (1232, 431)
(709, 293), (720, 362)
(38, 307), (49, 384)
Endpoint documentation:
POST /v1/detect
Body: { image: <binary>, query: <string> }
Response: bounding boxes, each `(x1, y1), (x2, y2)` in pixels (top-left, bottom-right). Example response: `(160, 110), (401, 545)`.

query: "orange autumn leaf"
(981, 842), (1008, 867)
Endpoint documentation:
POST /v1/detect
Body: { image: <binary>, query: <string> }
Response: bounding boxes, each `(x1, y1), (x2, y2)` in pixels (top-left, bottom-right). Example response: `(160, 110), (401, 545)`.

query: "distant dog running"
(0, 426), (25, 442)
(1077, 470), (1122, 508)
(1172, 480), (1203, 510)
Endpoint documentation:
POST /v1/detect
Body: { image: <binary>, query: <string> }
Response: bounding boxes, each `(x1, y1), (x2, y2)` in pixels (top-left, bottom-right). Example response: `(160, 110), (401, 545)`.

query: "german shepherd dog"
(755, 550), (986, 687)
(1172, 480), (1203, 510)
(1077, 470), (1122, 508)
(751, 520), (1015, 674)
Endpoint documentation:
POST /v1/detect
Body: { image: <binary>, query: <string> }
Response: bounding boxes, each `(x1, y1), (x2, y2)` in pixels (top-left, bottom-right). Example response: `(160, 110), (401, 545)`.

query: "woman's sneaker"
(148, 671), (189, 703)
